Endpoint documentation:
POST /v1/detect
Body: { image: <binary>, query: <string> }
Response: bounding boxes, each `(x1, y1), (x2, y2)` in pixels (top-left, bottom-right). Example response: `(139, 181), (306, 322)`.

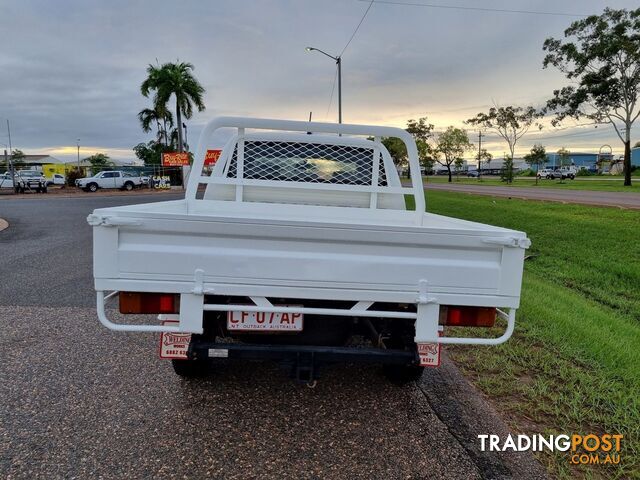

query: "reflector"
(441, 306), (496, 327)
(119, 292), (179, 314)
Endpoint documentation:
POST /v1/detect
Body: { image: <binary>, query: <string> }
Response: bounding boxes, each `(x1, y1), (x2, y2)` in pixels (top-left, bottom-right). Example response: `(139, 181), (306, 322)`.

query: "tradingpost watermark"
(478, 434), (623, 466)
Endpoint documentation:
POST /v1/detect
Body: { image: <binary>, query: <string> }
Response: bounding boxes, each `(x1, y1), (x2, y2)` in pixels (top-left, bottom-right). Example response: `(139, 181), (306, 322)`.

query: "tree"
(84, 153), (113, 174)
(406, 117), (436, 173)
(380, 137), (407, 175)
(556, 147), (571, 183)
(634, 141), (640, 148)
(475, 148), (492, 179)
(524, 144), (547, 185)
(11, 148), (26, 168)
(543, 7), (640, 186)
(454, 157), (464, 180)
(138, 107), (173, 145)
(466, 106), (542, 163)
(500, 155), (515, 184)
(141, 61), (206, 153)
(434, 127), (473, 182)
(381, 117), (435, 173)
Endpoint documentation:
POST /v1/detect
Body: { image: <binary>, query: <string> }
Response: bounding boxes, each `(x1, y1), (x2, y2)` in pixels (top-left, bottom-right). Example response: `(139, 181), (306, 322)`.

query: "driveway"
(0, 194), (547, 479)
(425, 183), (640, 209)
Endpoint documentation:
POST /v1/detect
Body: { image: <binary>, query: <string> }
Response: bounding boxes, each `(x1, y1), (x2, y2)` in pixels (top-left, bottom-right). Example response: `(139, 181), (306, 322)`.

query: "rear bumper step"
(190, 342), (417, 364)
(189, 342), (418, 383)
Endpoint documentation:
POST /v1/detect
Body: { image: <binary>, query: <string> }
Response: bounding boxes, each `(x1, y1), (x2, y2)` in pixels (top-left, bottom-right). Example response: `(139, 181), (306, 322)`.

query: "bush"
(518, 168), (536, 177)
(576, 169), (594, 176)
(66, 167), (85, 187)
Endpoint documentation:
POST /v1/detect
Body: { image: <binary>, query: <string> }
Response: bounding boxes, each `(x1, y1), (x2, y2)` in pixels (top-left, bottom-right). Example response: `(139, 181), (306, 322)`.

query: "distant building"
(544, 152), (613, 171)
(632, 147), (640, 167)
(10, 154), (64, 166)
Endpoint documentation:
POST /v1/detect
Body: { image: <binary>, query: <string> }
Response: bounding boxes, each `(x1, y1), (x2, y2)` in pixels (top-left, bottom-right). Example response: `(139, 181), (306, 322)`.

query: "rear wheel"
(171, 358), (210, 378)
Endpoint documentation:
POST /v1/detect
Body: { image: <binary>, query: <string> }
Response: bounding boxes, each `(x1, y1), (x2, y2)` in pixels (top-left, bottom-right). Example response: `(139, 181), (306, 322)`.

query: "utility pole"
(305, 47), (342, 124)
(477, 130), (484, 180)
(337, 56), (342, 125)
(77, 139), (80, 170)
(6, 121), (16, 191)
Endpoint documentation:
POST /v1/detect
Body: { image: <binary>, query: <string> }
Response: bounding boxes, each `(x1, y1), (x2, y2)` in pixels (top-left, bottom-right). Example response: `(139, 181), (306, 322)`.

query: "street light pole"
(77, 139), (80, 170)
(306, 47), (342, 124)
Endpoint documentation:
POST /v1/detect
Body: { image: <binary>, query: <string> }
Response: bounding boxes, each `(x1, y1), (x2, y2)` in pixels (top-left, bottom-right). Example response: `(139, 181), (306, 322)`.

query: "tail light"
(119, 292), (179, 314)
(440, 306), (496, 327)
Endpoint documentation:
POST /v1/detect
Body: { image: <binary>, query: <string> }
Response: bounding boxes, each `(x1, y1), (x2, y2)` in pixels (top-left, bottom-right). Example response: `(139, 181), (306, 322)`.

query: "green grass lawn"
(422, 175), (640, 193)
(408, 191), (640, 479)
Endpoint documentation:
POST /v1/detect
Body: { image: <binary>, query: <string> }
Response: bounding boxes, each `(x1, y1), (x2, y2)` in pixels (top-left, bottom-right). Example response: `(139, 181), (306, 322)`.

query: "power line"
(358, 0), (588, 17)
(341, 0), (375, 57)
(325, 64), (339, 120)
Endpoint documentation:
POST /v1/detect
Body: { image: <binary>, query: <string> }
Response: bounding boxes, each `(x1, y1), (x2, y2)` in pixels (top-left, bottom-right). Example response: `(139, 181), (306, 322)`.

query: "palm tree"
(138, 107), (173, 145)
(141, 61), (205, 152)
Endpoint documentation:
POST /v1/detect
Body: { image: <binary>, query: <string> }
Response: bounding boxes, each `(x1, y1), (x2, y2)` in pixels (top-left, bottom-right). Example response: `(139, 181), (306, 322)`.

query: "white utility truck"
(89, 117), (530, 384)
(76, 170), (145, 192)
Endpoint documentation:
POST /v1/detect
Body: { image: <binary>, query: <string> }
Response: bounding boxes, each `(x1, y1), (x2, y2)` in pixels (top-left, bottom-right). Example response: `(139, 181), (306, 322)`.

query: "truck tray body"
(90, 117), (530, 348)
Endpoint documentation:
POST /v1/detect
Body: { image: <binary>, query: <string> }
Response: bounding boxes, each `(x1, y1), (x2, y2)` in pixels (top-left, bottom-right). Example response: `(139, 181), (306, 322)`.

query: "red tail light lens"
(119, 292), (179, 314)
(440, 306), (496, 327)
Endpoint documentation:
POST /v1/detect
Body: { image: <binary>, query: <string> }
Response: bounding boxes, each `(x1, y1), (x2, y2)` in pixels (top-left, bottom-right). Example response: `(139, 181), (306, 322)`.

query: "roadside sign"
(204, 149), (222, 166)
(162, 152), (190, 167)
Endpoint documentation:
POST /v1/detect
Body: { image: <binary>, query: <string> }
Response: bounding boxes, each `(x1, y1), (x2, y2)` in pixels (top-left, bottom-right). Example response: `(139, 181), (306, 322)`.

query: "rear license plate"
(227, 308), (303, 332)
(159, 319), (191, 359)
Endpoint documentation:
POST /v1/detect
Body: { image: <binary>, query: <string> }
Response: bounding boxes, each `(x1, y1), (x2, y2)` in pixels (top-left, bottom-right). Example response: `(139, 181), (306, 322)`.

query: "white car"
(16, 170), (48, 193)
(88, 117), (529, 384)
(0, 172), (19, 192)
(76, 170), (145, 192)
(46, 173), (66, 186)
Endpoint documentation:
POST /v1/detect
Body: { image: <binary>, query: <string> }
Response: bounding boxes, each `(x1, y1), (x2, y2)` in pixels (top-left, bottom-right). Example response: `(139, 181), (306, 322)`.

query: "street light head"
(305, 47), (313, 52)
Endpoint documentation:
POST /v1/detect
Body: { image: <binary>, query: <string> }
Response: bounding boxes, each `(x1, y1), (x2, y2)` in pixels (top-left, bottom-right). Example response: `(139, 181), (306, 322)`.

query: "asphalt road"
(425, 183), (640, 209)
(0, 194), (548, 479)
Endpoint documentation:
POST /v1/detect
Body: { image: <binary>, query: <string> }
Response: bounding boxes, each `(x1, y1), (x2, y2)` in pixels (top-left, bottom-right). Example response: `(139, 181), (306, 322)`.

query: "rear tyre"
(383, 364), (425, 385)
(171, 358), (210, 378)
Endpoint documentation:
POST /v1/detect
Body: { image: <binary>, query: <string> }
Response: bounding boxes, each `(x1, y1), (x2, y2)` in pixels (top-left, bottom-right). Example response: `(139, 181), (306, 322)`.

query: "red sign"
(162, 152), (190, 166)
(204, 149), (222, 166)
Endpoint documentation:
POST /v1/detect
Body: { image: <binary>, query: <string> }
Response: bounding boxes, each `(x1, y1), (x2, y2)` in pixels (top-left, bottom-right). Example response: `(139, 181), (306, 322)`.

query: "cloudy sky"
(0, 0), (637, 162)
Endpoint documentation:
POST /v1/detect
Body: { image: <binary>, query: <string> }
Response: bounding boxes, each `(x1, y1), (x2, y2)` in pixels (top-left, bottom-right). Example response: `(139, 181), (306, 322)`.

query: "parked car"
(88, 117), (530, 385)
(466, 170), (480, 177)
(537, 168), (565, 180)
(16, 170), (48, 193)
(76, 170), (145, 192)
(46, 173), (66, 186)
(558, 166), (577, 179)
(0, 172), (20, 192)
